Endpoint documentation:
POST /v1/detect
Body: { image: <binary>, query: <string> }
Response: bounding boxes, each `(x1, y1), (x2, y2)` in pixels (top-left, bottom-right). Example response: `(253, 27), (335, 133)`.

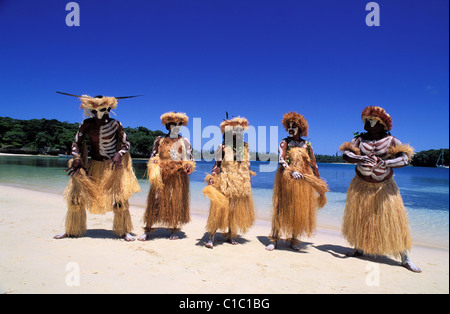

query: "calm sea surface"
(0, 155), (448, 248)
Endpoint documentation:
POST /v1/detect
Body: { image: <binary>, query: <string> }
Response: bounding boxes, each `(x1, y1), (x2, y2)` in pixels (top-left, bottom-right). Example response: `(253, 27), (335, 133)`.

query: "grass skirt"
(144, 163), (191, 230)
(270, 167), (323, 241)
(204, 147), (255, 238)
(205, 189), (255, 239)
(63, 153), (140, 236)
(342, 175), (412, 257)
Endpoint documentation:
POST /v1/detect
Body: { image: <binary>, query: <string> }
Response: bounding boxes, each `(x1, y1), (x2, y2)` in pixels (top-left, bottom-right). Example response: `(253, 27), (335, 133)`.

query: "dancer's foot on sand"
(346, 249), (364, 257)
(137, 232), (151, 241)
(401, 253), (422, 273)
(205, 239), (214, 249)
(123, 233), (135, 242)
(290, 241), (302, 251)
(265, 243), (276, 251)
(169, 229), (179, 240)
(53, 233), (69, 239)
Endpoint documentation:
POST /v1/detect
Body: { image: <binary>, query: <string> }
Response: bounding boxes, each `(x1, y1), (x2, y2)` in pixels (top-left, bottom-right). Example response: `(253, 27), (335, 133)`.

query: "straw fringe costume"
(271, 146), (328, 241)
(143, 112), (195, 232)
(204, 144), (256, 239)
(269, 112), (328, 245)
(59, 93), (141, 238)
(64, 151), (141, 237)
(340, 106), (414, 258)
(203, 117), (255, 242)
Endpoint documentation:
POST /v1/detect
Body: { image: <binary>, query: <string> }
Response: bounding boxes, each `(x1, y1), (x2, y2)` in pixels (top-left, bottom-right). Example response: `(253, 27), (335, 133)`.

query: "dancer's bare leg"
(205, 232), (215, 249)
(226, 228), (238, 245)
(401, 251), (422, 273)
(169, 228), (179, 240)
(265, 229), (279, 251)
(346, 248), (364, 257)
(289, 236), (302, 251)
(229, 238), (238, 245)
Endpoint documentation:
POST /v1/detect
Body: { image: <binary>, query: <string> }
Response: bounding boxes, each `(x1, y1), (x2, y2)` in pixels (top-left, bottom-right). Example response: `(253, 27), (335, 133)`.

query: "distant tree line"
(0, 117), (79, 155)
(124, 126), (165, 158)
(0, 117), (164, 158)
(0, 117), (448, 167)
(411, 149), (449, 167)
(315, 154), (344, 163)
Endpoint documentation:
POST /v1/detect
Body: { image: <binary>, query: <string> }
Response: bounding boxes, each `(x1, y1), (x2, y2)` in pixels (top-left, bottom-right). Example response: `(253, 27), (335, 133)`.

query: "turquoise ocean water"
(0, 155), (448, 248)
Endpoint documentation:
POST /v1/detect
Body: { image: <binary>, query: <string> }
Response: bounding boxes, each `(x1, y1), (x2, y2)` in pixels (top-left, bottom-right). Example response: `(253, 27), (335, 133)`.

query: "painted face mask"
(288, 122), (299, 137)
(367, 118), (378, 128)
(169, 123), (182, 138)
(92, 107), (111, 120)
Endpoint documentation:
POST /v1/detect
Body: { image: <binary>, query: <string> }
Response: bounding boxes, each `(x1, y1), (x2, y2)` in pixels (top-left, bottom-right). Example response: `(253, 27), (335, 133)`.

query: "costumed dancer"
(203, 115), (256, 248)
(339, 106), (421, 272)
(138, 112), (195, 241)
(54, 92), (142, 241)
(266, 112), (328, 251)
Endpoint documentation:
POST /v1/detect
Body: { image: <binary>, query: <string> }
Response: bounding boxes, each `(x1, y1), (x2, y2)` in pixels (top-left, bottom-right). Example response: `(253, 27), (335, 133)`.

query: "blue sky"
(0, 0), (448, 155)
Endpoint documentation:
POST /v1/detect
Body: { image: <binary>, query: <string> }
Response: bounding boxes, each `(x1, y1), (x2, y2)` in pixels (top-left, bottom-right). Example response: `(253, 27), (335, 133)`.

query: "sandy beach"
(0, 183), (448, 294)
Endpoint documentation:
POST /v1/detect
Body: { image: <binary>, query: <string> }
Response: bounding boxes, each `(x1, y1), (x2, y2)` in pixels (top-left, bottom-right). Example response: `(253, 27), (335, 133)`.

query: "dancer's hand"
(65, 158), (85, 176)
(208, 173), (216, 185)
(291, 171), (303, 180)
(185, 164), (192, 174)
(373, 156), (388, 169)
(109, 153), (123, 171)
(358, 155), (377, 166)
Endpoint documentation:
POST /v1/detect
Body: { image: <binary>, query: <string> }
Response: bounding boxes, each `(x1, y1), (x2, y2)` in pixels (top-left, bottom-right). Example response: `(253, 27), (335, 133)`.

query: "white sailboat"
(436, 149), (449, 168)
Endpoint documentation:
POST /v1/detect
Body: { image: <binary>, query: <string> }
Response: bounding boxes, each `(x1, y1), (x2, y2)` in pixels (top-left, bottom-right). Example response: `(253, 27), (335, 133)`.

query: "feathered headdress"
(281, 112), (309, 137)
(361, 106), (393, 131)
